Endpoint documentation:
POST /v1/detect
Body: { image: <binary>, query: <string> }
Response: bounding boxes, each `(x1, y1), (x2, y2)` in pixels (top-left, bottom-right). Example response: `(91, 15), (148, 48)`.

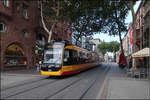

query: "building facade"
(0, 0), (72, 70)
(127, 26), (133, 56)
(52, 18), (72, 43)
(122, 34), (128, 56)
(134, 2), (144, 52)
(0, 0), (44, 70)
(121, 1), (149, 76)
(143, 0), (150, 77)
(89, 38), (103, 59)
(89, 38), (101, 53)
(143, 0), (150, 48)
(104, 53), (109, 62)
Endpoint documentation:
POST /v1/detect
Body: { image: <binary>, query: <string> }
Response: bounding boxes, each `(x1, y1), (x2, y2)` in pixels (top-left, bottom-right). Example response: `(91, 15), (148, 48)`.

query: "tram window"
(87, 53), (89, 58)
(64, 49), (80, 65)
(64, 50), (69, 65)
(45, 54), (53, 61)
(63, 49), (74, 65)
(72, 50), (78, 65)
(64, 50), (69, 59)
(63, 49), (98, 65)
(79, 52), (82, 56)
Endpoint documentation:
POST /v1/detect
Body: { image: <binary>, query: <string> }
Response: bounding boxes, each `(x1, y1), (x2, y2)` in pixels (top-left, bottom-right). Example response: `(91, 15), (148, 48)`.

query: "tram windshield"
(43, 43), (64, 64)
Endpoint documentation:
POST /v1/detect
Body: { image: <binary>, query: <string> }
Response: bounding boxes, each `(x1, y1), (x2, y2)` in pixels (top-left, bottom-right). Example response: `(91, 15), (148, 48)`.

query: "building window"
(3, 0), (9, 7)
(4, 44), (27, 67)
(22, 30), (28, 38)
(37, 0), (41, 8)
(23, 4), (28, 19)
(39, 19), (43, 27)
(41, 36), (45, 42)
(15, 3), (20, 12)
(0, 22), (6, 32)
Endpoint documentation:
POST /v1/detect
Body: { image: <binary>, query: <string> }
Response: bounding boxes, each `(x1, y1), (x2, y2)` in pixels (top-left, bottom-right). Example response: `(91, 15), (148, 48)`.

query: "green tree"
(98, 41), (109, 56)
(70, 0), (107, 45)
(70, 0), (132, 49)
(108, 41), (120, 59)
(98, 41), (120, 57)
(72, 14), (103, 45)
(108, 41), (120, 53)
(40, 0), (136, 49)
(40, 0), (72, 42)
(40, 0), (105, 43)
(101, 1), (129, 55)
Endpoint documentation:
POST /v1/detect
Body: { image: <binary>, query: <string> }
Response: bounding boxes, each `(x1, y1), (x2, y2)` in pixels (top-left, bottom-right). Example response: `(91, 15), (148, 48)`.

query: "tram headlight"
(39, 61), (42, 64)
(55, 65), (60, 68)
(41, 65), (46, 67)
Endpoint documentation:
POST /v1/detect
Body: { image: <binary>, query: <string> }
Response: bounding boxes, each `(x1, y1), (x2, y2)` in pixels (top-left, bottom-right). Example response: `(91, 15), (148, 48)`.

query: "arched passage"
(4, 43), (27, 67)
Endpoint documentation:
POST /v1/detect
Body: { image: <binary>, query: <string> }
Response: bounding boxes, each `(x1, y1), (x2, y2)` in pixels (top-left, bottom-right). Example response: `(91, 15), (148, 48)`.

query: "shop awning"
(132, 47), (150, 58)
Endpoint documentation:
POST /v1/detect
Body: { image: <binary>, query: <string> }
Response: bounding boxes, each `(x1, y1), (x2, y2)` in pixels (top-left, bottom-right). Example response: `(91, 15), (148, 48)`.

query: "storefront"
(132, 48), (150, 78)
(4, 44), (27, 68)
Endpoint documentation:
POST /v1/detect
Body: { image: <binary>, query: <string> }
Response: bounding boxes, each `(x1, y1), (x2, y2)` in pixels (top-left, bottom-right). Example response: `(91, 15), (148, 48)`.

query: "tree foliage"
(98, 41), (109, 56)
(70, 0), (109, 45)
(98, 41), (120, 56)
(41, 0), (136, 49)
(108, 41), (120, 53)
(100, 1), (130, 55)
(41, 0), (73, 42)
(70, 0), (132, 49)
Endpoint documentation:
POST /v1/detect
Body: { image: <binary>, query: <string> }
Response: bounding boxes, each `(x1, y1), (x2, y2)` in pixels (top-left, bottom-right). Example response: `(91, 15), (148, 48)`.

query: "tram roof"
(65, 45), (91, 53)
(45, 41), (91, 53)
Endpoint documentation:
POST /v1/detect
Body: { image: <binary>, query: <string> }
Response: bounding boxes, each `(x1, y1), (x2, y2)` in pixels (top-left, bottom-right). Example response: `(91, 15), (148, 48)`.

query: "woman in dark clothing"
(129, 57), (132, 69)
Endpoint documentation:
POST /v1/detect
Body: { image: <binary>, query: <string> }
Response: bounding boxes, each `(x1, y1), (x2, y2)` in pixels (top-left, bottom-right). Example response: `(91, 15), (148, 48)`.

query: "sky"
(92, 1), (141, 43)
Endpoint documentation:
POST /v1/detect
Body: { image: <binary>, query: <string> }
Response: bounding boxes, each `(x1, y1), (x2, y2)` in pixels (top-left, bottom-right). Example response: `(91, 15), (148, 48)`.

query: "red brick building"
(134, 2), (144, 52)
(0, 0), (72, 70)
(143, 0), (150, 48)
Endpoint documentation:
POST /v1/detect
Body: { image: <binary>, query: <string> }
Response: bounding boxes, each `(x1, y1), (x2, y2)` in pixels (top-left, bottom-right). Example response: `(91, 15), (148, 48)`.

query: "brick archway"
(5, 42), (25, 54)
(2, 42), (28, 70)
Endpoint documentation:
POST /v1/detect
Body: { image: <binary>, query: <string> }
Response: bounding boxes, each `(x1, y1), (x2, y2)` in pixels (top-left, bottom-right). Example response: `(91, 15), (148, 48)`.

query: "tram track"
(1, 76), (46, 91)
(2, 65), (109, 99)
(79, 65), (110, 99)
(2, 72), (84, 99)
(2, 67), (98, 99)
(3, 77), (83, 99)
(45, 65), (109, 99)
(2, 79), (58, 99)
(44, 78), (83, 99)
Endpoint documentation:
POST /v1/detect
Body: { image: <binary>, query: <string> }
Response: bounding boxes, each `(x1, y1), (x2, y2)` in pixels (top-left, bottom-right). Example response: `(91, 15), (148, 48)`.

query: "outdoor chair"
(133, 68), (147, 79)
(126, 68), (134, 77)
(133, 70), (141, 78)
(140, 68), (147, 78)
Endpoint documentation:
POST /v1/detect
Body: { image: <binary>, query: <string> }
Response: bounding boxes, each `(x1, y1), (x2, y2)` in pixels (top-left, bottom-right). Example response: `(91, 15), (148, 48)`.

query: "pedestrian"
(36, 58), (40, 72)
(129, 57), (132, 69)
(39, 60), (42, 70)
(36, 62), (39, 71)
(136, 59), (142, 69)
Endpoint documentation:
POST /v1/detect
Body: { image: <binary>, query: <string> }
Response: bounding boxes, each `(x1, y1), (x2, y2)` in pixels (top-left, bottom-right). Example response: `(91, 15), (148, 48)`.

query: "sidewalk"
(99, 63), (150, 99)
(1, 67), (46, 89)
(1, 67), (41, 76)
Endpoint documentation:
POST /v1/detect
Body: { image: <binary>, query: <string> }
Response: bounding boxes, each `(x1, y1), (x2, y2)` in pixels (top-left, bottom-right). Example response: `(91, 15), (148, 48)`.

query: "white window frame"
(39, 18), (43, 27)
(41, 36), (45, 42)
(37, 0), (41, 8)
(22, 30), (28, 38)
(3, 0), (9, 7)
(0, 22), (6, 32)
(15, 3), (20, 12)
(23, 5), (28, 19)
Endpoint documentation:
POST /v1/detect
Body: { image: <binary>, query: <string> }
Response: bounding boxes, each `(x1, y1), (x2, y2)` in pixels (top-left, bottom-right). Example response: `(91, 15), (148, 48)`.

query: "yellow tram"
(40, 41), (101, 76)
